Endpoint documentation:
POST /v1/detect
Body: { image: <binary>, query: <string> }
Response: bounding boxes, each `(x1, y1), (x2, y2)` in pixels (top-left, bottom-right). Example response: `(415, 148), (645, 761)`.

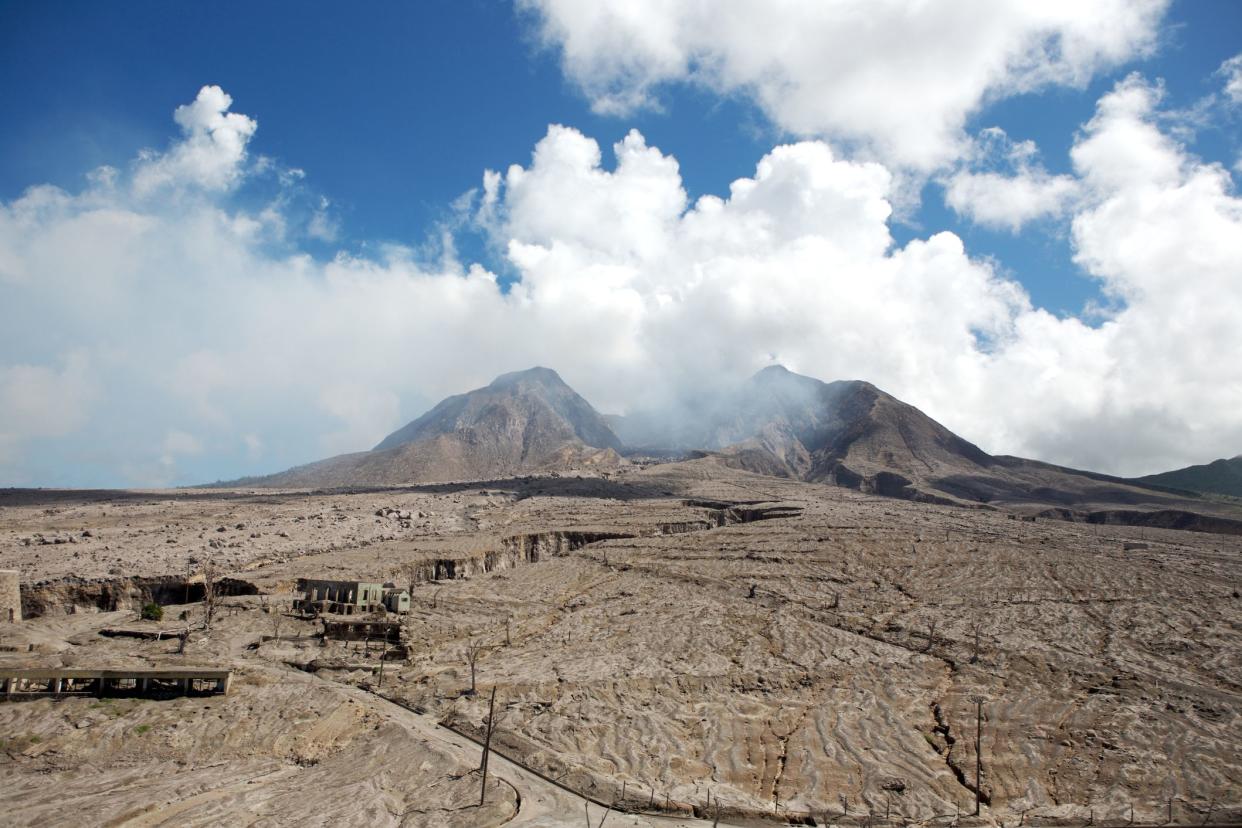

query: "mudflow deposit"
(2, 366), (1240, 827)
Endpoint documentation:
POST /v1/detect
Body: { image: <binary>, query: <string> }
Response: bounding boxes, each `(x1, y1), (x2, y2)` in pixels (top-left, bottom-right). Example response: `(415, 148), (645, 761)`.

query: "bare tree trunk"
(975, 696), (984, 816)
(202, 561), (217, 631)
(479, 685), (496, 806)
(970, 621), (984, 664)
(466, 639), (484, 695)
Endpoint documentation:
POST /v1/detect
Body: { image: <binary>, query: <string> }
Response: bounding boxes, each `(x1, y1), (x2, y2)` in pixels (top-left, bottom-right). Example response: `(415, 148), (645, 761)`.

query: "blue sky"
(1, 0), (1240, 486)
(1, 1), (771, 271)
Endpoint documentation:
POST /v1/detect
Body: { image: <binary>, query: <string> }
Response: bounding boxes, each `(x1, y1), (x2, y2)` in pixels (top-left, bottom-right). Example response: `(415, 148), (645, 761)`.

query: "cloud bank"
(519, 0), (1169, 170)
(1, 74), (1240, 485)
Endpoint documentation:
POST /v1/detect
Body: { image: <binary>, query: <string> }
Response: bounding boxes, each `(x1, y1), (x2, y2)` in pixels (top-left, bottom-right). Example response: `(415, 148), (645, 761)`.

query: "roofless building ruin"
(293, 577), (410, 616)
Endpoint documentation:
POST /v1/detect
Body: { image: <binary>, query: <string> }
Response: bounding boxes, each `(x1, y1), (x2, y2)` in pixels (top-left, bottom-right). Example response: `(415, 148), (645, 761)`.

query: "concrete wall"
(0, 570), (21, 623)
(383, 590), (410, 613)
(297, 579), (385, 607)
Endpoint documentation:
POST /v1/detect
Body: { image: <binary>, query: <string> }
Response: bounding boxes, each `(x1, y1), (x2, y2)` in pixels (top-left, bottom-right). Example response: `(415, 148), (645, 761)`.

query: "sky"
(1, 0), (1240, 487)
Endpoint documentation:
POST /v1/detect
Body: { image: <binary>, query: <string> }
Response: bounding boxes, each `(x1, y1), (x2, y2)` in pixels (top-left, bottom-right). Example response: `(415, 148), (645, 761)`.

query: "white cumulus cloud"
(132, 85), (258, 196)
(1219, 53), (1242, 104)
(1, 78), (1239, 484)
(944, 128), (1081, 231)
(519, 0), (1169, 170)
(945, 169), (1080, 231)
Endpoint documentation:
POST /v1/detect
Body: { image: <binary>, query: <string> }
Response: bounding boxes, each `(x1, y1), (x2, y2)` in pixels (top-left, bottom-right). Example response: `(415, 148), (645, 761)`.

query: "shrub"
(140, 602), (163, 622)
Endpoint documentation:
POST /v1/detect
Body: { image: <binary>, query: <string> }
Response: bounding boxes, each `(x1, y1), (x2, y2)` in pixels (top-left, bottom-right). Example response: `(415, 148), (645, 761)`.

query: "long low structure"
(321, 618), (403, 644)
(1, 667), (232, 698)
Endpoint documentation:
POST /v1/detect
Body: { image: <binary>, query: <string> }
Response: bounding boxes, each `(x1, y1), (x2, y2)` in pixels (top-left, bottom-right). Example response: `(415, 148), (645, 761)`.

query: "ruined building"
(294, 577), (410, 615)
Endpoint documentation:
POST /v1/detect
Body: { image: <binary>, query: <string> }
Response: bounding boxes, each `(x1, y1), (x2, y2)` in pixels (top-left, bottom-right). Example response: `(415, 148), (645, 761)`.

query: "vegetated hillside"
(1136, 455), (1242, 498)
(243, 367), (625, 487)
(619, 366), (1242, 525)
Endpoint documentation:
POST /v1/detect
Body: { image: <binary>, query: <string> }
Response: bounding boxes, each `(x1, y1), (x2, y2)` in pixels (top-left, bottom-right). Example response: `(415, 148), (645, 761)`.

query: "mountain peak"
(372, 366), (620, 455)
(488, 366), (566, 390)
(753, 364), (792, 377)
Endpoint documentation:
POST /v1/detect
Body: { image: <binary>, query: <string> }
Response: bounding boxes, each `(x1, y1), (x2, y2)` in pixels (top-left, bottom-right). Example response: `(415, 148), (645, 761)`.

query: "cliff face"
(20, 575), (257, 618)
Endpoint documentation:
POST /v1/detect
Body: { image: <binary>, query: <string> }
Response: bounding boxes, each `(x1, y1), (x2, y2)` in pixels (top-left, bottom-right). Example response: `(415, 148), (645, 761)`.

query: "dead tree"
(466, 639), (486, 695)
(584, 801), (612, 828)
(970, 620), (985, 664)
(479, 686), (497, 806)
(398, 561), (421, 597)
(974, 696), (985, 816)
(202, 560), (218, 630)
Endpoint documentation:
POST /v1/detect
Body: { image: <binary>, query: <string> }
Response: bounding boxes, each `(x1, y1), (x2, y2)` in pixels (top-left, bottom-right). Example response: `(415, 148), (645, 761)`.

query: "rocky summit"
(244, 367), (626, 488)
(251, 365), (1241, 534)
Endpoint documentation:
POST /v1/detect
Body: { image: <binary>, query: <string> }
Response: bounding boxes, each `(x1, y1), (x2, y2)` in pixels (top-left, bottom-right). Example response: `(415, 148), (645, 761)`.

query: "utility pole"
(974, 696), (985, 816)
(479, 686), (497, 806)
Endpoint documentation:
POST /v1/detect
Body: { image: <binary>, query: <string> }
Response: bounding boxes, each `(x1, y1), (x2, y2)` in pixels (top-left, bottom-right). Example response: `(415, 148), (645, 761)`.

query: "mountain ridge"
(230, 365), (1242, 533)
(1135, 456), (1242, 499)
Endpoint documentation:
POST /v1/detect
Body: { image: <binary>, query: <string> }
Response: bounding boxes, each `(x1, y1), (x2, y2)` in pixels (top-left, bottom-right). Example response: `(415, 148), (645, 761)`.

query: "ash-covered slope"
(246, 368), (624, 487)
(374, 367), (621, 453)
(615, 365), (991, 488)
(1135, 455), (1242, 498)
(237, 364), (1239, 529)
(620, 366), (1233, 517)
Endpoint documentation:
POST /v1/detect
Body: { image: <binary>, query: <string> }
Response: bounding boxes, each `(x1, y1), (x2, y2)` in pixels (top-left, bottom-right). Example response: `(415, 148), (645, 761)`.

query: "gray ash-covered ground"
(1, 458), (1239, 826)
